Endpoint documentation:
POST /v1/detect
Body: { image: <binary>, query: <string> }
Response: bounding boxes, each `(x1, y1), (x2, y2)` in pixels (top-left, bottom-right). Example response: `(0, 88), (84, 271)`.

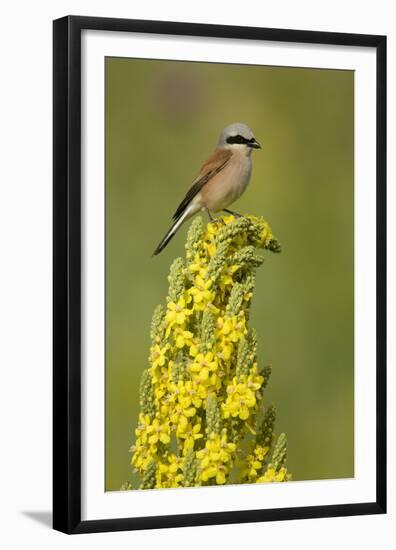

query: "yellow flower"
(169, 402), (196, 429)
(189, 275), (213, 306)
(167, 379), (203, 410)
(130, 439), (152, 472)
(189, 352), (218, 383)
(189, 340), (199, 357)
(135, 413), (152, 441)
(219, 264), (240, 289)
(223, 215), (235, 225)
(217, 314), (246, 343)
(153, 381), (167, 403)
(165, 296), (192, 329)
(157, 454), (184, 488)
(173, 328), (194, 349)
(204, 242), (217, 257)
(241, 445), (270, 481)
(256, 221), (272, 247)
(150, 343), (169, 368)
(216, 337), (234, 361)
(254, 445), (270, 462)
(222, 379), (257, 420)
(196, 433), (236, 484)
(188, 378), (209, 404)
(188, 254), (207, 278)
(181, 380), (204, 409)
(177, 420), (203, 446)
(244, 369), (264, 393)
(257, 466), (290, 483)
(146, 417), (171, 445)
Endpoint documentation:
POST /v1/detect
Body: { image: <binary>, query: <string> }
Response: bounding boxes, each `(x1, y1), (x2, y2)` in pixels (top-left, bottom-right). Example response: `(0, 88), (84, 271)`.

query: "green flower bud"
(261, 365), (272, 389)
(206, 393), (222, 435)
(216, 217), (251, 244)
(183, 448), (198, 487)
(185, 216), (204, 259)
(257, 404), (276, 449)
(207, 240), (229, 283)
(167, 257), (185, 303)
(248, 328), (258, 359)
(139, 369), (156, 418)
(226, 282), (244, 317)
(228, 417), (245, 445)
(272, 433), (288, 471)
(171, 356), (188, 383)
(266, 238), (282, 253)
(236, 337), (251, 377)
(232, 245), (265, 270)
(200, 309), (215, 351)
(150, 304), (165, 342)
(140, 459), (157, 490)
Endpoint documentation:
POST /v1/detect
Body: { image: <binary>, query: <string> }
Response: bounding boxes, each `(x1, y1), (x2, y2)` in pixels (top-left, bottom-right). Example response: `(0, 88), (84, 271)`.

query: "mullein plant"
(127, 215), (291, 490)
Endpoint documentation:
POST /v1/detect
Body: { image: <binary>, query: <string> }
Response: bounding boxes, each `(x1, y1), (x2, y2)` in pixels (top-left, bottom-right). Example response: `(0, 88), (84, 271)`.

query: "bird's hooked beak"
(249, 138), (261, 149)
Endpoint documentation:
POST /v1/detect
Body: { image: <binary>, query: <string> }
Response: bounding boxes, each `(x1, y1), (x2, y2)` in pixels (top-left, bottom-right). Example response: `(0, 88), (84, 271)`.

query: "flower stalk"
(127, 215), (291, 489)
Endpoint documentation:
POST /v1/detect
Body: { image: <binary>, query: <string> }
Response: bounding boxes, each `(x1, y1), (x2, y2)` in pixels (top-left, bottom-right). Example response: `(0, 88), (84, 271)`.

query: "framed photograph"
(53, 15), (386, 534)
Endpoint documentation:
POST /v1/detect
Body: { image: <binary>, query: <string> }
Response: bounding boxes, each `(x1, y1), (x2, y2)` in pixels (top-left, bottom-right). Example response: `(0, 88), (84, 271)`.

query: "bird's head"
(218, 123), (261, 154)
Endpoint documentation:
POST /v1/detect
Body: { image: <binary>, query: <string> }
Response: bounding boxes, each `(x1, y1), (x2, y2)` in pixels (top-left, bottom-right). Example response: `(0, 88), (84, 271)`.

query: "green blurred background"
(105, 57), (354, 491)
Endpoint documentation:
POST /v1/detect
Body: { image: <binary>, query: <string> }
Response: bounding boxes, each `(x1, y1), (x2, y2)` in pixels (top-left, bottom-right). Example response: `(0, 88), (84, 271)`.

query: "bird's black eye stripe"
(226, 134), (255, 145)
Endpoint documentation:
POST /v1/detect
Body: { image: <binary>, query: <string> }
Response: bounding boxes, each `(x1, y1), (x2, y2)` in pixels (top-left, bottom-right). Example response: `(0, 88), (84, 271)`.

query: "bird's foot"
(222, 208), (243, 219)
(212, 216), (226, 227)
(206, 209), (226, 226)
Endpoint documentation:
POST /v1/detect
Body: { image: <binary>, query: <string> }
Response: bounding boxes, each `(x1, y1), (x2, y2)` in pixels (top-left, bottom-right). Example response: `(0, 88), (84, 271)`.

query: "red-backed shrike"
(153, 123), (261, 256)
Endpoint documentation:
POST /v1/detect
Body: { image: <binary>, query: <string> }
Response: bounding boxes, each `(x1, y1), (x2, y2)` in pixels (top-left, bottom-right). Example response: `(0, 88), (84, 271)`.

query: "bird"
(153, 122), (261, 256)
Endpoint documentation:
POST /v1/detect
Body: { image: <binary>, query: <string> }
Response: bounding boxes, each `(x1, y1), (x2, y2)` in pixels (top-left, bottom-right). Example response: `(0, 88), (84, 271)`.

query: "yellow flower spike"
(130, 215), (290, 490)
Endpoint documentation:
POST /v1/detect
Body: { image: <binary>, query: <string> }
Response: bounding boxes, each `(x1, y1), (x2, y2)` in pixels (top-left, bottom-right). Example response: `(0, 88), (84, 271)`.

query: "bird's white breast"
(205, 150), (252, 211)
(229, 150), (252, 199)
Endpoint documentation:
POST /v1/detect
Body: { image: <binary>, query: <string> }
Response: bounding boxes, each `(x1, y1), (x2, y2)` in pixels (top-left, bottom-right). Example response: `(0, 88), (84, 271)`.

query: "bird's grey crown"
(217, 122), (255, 147)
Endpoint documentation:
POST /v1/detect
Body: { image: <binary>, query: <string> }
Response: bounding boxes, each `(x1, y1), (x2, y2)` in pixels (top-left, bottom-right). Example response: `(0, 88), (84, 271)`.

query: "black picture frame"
(53, 15), (387, 534)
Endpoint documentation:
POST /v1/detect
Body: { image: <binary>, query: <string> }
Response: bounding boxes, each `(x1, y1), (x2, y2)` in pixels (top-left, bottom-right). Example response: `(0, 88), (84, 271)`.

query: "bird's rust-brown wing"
(172, 148), (232, 220)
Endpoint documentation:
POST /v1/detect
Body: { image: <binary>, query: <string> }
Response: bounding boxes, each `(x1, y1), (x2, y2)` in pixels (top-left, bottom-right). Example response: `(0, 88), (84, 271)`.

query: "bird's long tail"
(152, 206), (194, 256)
